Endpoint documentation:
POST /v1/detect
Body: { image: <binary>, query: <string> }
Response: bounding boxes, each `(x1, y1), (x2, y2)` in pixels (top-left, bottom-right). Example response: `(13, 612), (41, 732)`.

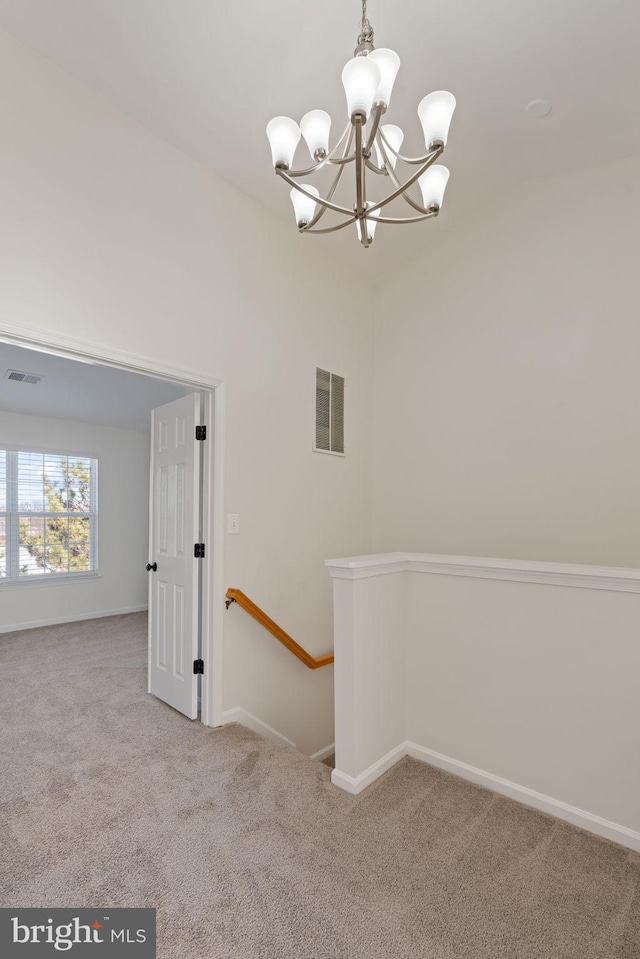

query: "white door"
(148, 393), (202, 719)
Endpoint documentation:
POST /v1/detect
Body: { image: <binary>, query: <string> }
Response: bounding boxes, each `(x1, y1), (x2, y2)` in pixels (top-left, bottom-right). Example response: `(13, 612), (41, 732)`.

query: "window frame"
(0, 445), (99, 586)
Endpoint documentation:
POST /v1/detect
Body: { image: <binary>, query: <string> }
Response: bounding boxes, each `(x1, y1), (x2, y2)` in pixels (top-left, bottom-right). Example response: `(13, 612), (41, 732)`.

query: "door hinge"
(195, 425), (207, 441)
(194, 543), (205, 558)
(193, 659), (204, 675)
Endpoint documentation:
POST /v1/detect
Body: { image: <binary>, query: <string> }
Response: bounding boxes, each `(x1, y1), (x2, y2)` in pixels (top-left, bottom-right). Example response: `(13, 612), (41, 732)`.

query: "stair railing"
(225, 588), (334, 669)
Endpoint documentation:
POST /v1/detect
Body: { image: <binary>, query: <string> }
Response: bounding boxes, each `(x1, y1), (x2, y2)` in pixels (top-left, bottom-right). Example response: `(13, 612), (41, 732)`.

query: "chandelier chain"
(358, 0), (374, 44)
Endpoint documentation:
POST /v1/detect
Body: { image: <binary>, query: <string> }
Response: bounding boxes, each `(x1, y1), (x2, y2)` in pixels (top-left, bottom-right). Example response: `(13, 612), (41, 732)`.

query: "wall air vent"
(4, 369), (42, 385)
(315, 368), (345, 455)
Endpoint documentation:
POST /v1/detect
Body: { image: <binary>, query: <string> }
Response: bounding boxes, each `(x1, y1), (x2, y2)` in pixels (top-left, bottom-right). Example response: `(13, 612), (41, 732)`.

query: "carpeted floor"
(1, 612), (639, 959)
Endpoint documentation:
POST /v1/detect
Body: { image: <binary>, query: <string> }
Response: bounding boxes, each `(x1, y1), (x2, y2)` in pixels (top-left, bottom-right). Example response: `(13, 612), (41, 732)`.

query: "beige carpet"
(1, 613), (639, 959)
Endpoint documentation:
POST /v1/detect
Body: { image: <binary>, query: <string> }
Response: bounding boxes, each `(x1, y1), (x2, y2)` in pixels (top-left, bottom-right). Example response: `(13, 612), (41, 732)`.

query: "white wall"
(0, 410), (149, 630)
(0, 31), (373, 755)
(373, 153), (640, 567)
(406, 570), (640, 835)
(327, 553), (640, 849)
(331, 572), (407, 776)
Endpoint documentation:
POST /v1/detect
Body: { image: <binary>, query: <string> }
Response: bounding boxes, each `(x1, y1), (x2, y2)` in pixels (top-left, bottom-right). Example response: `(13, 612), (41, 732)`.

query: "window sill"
(0, 571), (102, 590)
(312, 446), (346, 458)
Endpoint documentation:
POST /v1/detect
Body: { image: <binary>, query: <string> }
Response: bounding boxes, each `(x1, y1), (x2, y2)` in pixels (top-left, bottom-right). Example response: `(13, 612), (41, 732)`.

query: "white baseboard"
(332, 741), (640, 852)
(406, 743), (640, 852)
(222, 707), (296, 749)
(0, 605), (148, 634)
(310, 743), (335, 762)
(331, 744), (407, 795)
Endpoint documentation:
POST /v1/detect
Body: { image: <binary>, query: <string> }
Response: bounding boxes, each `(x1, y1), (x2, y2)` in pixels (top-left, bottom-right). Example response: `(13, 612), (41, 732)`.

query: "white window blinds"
(0, 449), (98, 582)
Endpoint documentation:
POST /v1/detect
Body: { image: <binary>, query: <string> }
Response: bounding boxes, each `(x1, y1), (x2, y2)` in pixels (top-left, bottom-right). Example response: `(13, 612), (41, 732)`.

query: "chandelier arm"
(379, 129), (444, 166)
(304, 126), (356, 229)
(325, 120), (356, 166)
(365, 157), (387, 175)
(304, 215), (359, 235)
(378, 142), (432, 216)
(285, 122), (354, 177)
(332, 120), (353, 155)
(364, 103), (385, 158)
(339, 123), (355, 163)
(326, 155), (356, 167)
(397, 188), (433, 217)
(365, 148), (442, 216)
(372, 212), (439, 225)
(276, 169), (355, 217)
(286, 160), (348, 178)
(325, 124), (357, 168)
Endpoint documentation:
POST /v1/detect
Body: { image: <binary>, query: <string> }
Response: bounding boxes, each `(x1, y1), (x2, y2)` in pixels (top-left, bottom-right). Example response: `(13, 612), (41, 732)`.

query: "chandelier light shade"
(266, 0), (457, 248)
(356, 202), (380, 243)
(418, 165), (450, 210)
(290, 185), (320, 227)
(266, 116), (301, 170)
(300, 110), (332, 160)
(368, 49), (401, 107)
(374, 124), (404, 169)
(341, 57), (381, 121)
(417, 91), (457, 148)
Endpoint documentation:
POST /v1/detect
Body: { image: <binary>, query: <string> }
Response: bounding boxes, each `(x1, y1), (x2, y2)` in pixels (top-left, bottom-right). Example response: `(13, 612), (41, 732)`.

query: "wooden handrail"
(225, 588), (334, 669)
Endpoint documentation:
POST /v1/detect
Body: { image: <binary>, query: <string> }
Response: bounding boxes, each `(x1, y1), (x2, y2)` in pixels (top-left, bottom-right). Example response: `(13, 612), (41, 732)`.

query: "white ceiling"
(0, 1), (638, 279)
(0, 343), (186, 431)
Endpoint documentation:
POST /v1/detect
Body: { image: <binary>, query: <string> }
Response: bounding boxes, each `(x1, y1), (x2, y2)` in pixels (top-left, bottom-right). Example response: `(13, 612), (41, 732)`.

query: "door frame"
(0, 319), (225, 728)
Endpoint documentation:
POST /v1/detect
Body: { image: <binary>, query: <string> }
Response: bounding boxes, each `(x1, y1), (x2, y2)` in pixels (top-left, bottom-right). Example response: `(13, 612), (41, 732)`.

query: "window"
(0, 449), (97, 583)
(315, 368), (345, 455)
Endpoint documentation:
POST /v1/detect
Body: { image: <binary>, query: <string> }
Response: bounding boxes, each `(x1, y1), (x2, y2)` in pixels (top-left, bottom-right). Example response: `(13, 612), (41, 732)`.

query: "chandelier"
(266, 0), (456, 248)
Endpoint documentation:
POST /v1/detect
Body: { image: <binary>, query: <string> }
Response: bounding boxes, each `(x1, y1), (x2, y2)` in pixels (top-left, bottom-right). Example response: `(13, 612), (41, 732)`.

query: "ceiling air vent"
(4, 369), (42, 385)
(315, 368), (344, 455)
